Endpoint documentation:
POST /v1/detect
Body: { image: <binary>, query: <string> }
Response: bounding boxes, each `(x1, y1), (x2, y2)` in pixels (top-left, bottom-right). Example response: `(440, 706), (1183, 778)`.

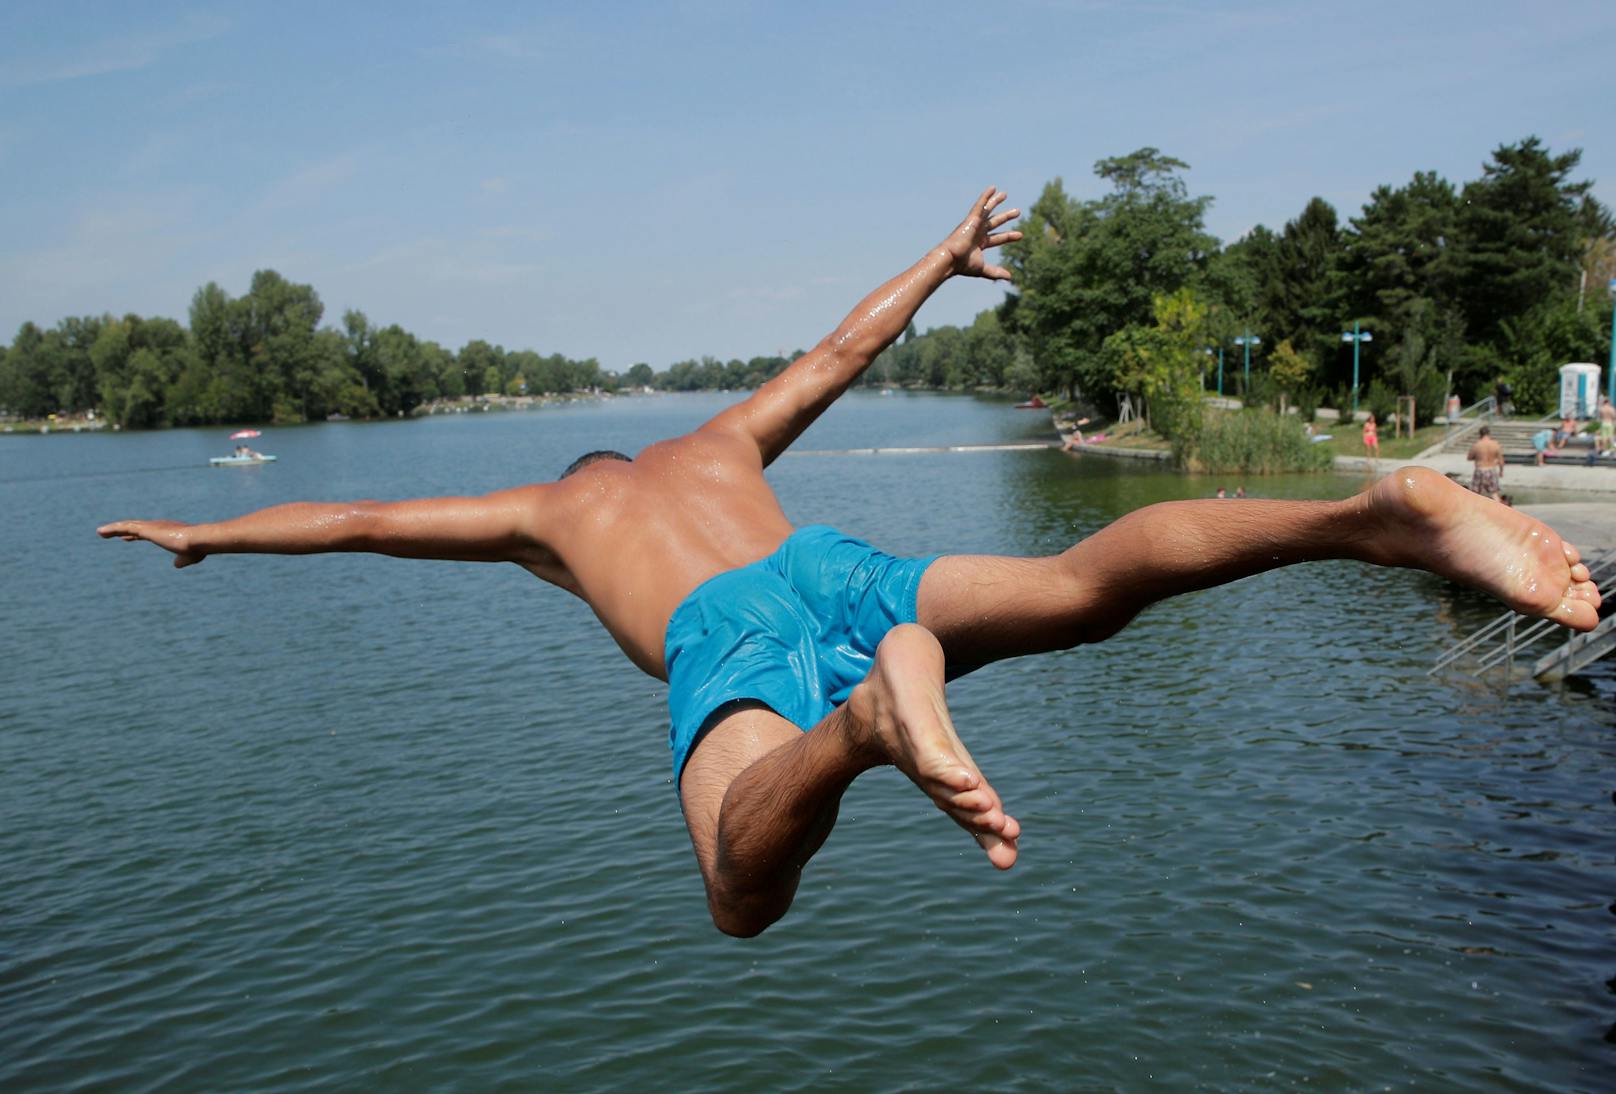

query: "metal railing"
(1430, 544), (1616, 679)
(1441, 395), (1497, 443)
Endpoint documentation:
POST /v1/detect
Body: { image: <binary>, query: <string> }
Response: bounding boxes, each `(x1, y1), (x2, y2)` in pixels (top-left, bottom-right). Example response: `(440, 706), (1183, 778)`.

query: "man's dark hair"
(561, 450), (632, 478)
(1479, 425), (1491, 437)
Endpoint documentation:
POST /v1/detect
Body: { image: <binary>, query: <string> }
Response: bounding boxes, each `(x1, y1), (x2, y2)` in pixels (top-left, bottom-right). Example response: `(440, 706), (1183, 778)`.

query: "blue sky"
(2, 1), (1611, 370)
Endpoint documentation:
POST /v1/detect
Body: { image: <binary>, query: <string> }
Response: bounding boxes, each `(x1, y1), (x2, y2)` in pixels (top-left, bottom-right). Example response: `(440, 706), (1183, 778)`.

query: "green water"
(3, 392), (1612, 1090)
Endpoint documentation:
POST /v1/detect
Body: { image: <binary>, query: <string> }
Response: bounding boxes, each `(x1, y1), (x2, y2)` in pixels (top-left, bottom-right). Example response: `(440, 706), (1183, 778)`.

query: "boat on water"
(209, 454), (277, 467)
(212, 428), (275, 466)
(1014, 395), (1047, 409)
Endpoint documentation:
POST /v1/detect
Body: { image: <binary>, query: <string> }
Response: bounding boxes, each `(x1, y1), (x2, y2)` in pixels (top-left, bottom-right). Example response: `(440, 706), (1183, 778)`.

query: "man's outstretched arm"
(702, 187), (1022, 465)
(98, 486), (553, 568)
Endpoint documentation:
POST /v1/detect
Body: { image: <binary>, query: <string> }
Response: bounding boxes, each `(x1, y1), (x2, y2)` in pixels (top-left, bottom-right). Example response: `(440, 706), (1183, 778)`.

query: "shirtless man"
(1467, 425), (1505, 499)
(1599, 396), (1615, 457)
(101, 189), (1602, 937)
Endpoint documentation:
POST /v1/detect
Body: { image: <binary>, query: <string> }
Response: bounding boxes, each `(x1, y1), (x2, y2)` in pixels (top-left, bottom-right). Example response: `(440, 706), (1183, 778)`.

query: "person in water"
(101, 189), (1603, 937)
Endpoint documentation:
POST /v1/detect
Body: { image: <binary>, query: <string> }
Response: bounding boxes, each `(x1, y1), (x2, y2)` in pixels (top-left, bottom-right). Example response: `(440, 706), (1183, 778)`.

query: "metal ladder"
(1429, 545), (1616, 681)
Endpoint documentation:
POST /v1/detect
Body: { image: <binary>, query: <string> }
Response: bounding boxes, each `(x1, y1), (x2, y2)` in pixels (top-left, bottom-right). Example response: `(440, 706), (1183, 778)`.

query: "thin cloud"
(338, 234), (548, 285)
(475, 33), (547, 62)
(0, 12), (230, 87)
(726, 285), (805, 303)
(253, 154), (362, 214)
(0, 187), (212, 323)
(480, 225), (551, 244)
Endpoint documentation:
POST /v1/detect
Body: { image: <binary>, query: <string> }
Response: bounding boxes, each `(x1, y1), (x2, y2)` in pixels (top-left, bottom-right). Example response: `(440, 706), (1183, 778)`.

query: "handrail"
(1442, 395), (1496, 443)
(1429, 545), (1616, 678)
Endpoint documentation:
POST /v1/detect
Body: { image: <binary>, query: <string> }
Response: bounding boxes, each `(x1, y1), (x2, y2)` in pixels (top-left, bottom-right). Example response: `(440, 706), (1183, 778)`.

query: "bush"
(1364, 378), (1398, 425)
(1292, 383), (1323, 423)
(1327, 383), (1356, 420)
(1183, 408), (1332, 474)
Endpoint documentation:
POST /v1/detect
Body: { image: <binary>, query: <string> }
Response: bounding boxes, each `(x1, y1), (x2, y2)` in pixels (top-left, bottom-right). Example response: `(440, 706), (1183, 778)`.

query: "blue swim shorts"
(663, 525), (939, 785)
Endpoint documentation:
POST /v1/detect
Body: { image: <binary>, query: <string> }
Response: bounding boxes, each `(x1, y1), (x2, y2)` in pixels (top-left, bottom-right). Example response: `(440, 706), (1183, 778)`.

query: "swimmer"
(100, 188), (1602, 937)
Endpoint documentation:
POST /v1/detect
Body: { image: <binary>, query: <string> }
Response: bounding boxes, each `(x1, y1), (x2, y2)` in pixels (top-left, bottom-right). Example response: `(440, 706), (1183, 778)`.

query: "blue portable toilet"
(1558, 363), (1600, 418)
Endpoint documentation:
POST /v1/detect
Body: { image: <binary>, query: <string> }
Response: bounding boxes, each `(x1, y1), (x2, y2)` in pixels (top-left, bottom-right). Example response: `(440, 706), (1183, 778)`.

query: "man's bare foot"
(844, 624), (1020, 869)
(1361, 467), (1603, 629)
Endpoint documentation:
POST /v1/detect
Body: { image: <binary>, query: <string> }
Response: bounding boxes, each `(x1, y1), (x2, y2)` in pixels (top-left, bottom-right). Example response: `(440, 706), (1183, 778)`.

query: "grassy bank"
(1309, 424), (1445, 461)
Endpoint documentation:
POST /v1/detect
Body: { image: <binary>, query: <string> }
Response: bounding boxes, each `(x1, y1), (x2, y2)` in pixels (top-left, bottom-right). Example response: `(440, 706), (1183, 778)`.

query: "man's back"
(531, 428), (795, 678)
(1468, 435), (1503, 467)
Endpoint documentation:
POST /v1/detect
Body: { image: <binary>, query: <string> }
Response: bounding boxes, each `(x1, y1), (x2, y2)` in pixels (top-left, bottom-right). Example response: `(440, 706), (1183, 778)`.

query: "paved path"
(1337, 452), (1616, 497)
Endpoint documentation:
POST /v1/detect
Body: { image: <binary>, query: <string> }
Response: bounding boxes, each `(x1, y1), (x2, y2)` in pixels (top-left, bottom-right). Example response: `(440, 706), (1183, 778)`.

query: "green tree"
(1103, 288), (1211, 455)
(1498, 294), (1613, 415)
(1453, 137), (1595, 347)
(1267, 338), (1314, 406)
(457, 339), (504, 397)
(964, 309), (1013, 387)
(1002, 150), (1216, 406)
(0, 322), (54, 417)
(372, 324), (437, 414)
(1224, 198), (1341, 379)
(89, 314), (194, 427)
(1330, 171), (1468, 389)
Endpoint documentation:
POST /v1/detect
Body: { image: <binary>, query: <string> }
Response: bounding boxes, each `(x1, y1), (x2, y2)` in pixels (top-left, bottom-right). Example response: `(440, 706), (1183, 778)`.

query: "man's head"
(561, 450), (631, 479)
(1478, 425), (1491, 438)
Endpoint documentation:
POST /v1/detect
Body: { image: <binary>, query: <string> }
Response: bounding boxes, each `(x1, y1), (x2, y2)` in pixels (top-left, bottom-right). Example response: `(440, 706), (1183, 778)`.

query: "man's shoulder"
(645, 427), (766, 469)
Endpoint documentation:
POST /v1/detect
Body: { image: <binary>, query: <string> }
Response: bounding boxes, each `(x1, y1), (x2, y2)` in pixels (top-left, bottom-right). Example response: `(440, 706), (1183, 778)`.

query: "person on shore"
(100, 189), (1601, 937)
(1532, 428), (1555, 466)
(1467, 425), (1505, 500)
(1362, 413), (1380, 461)
(1553, 414), (1578, 451)
(1599, 397), (1615, 457)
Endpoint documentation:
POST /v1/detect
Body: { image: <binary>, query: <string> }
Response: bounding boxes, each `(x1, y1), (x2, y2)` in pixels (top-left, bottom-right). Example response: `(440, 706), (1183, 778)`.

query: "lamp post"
(1607, 278), (1616, 407)
(1233, 330), (1260, 399)
(1342, 321), (1373, 415)
(1205, 346), (1224, 396)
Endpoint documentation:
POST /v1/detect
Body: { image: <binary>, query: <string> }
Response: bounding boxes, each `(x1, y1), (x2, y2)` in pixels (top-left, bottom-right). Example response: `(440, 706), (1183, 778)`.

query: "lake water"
(3, 392), (1612, 1091)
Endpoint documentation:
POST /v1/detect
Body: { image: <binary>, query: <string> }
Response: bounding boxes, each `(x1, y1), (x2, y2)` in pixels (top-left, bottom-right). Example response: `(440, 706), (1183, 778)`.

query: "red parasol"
(229, 429), (262, 440)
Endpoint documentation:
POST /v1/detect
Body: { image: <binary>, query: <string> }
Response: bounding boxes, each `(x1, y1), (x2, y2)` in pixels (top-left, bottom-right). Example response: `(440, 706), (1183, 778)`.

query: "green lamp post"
(1607, 279), (1616, 407)
(1205, 346), (1224, 396)
(1342, 321), (1373, 415)
(1233, 330), (1260, 398)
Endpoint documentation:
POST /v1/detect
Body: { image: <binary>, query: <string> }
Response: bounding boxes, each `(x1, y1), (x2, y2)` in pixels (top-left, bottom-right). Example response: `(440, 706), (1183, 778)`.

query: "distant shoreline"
(0, 390), (629, 437)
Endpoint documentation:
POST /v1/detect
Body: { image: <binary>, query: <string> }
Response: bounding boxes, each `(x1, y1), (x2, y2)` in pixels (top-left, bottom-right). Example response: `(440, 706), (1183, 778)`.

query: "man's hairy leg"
(681, 627), (1020, 937)
(920, 466), (1602, 668)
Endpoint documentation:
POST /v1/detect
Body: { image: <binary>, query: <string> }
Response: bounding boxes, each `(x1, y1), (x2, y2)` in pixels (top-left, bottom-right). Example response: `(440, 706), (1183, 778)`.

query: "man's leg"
(917, 466), (1600, 671)
(680, 628), (1019, 937)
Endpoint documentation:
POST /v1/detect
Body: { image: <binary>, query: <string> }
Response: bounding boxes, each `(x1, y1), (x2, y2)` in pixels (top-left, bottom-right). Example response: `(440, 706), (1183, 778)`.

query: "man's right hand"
(941, 187), (1022, 281)
(98, 519), (207, 568)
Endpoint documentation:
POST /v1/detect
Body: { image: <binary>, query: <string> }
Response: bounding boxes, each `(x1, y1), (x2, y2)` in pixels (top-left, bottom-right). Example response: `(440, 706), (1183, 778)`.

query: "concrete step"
(1439, 420), (1569, 453)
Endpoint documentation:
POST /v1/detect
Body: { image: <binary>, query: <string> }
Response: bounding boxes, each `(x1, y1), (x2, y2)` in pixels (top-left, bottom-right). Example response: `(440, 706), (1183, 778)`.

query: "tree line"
(2, 136), (1611, 430)
(0, 270), (615, 427)
(882, 137), (1614, 427)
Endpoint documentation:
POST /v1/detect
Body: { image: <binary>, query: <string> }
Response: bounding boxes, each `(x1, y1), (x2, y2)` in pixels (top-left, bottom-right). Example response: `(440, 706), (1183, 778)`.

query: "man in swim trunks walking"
(101, 188), (1603, 936)
(1467, 425), (1505, 499)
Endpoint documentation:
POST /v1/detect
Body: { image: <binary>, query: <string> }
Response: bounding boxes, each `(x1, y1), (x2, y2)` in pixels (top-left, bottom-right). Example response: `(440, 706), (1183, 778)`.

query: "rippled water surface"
(3, 393), (1613, 1091)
